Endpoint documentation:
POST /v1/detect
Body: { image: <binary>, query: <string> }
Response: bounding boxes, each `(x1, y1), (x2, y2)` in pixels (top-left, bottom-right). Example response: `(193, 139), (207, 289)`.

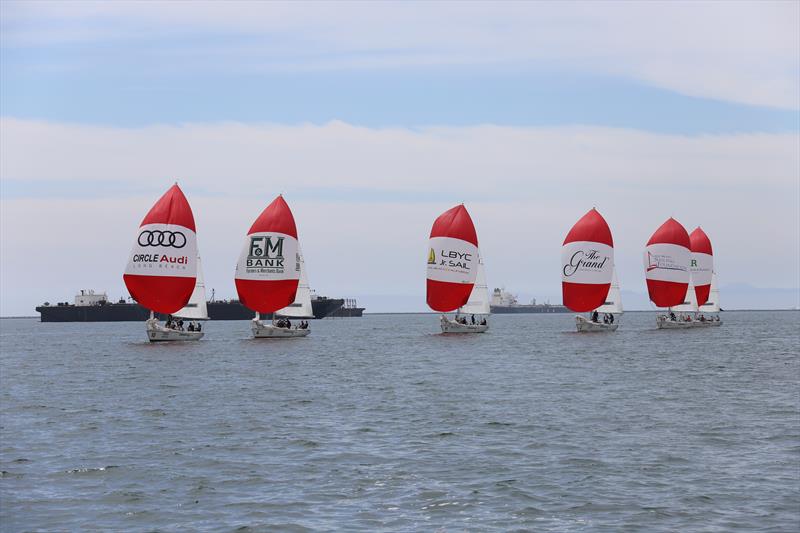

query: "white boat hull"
(575, 315), (618, 332)
(251, 320), (311, 338)
(146, 319), (204, 342)
(440, 316), (488, 333)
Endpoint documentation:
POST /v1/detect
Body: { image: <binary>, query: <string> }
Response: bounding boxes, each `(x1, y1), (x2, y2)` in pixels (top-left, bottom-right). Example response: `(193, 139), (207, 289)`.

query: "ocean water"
(1, 311), (798, 532)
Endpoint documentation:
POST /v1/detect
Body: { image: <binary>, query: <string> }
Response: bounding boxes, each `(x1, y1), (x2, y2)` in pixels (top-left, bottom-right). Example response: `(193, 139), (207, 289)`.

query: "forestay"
(595, 268), (623, 314)
(698, 273), (721, 313)
(174, 255), (208, 320)
(458, 253), (490, 315)
(275, 246), (314, 318)
(669, 279), (699, 313)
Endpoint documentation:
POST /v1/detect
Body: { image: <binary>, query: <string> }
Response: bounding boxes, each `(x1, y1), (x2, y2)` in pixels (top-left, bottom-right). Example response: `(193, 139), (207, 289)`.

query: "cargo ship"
(329, 299), (365, 317)
(36, 289), (355, 322)
(490, 288), (568, 314)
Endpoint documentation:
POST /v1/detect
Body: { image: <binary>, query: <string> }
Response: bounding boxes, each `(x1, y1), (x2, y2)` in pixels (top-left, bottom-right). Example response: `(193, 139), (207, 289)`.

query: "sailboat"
(123, 183), (203, 342)
(440, 253), (490, 332)
(561, 208), (620, 332)
(426, 204), (486, 333)
(274, 246), (314, 321)
(235, 195), (310, 338)
(690, 227), (722, 326)
(644, 218), (693, 329)
(172, 255), (209, 333)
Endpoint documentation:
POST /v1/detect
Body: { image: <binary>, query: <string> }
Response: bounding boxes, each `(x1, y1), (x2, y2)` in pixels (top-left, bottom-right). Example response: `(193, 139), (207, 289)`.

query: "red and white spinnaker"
(426, 205), (479, 312)
(561, 208), (614, 312)
(123, 184), (198, 314)
(644, 218), (691, 308)
(689, 227), (714, 306)
(235, 196), (301, 314)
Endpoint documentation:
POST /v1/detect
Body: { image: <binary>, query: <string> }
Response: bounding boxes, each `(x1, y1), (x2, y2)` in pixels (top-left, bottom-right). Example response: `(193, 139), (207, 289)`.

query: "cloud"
(1, 118), (798, 315)
(2, 1), (798, 109)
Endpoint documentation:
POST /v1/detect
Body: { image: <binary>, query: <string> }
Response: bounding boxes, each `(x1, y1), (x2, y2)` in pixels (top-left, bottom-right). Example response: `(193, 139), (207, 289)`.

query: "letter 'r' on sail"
(689, 227), (714, 306)
(123, 184), (198, 314)
(235, 195), (301, 314)
(561, 208), (614, 312)
(644, 218), (691, 308)
(426, 204), (479, 312)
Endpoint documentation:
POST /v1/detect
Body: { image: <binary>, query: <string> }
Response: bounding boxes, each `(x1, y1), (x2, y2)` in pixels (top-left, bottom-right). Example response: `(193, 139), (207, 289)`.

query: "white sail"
(698, 273), (721, 313)
(458, 253), (491, 315)
(174, 255), (208, 320)
(275, 246), (314, 318)
(595, 268), (623, 314)
(670, 277), (699, 313)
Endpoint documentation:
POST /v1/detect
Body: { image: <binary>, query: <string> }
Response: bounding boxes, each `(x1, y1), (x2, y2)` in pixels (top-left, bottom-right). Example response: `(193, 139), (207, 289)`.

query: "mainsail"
(235, 195), (301, 314)
(689, 227), (714, 306)
(426, 204), (479, 312)
(669, 278), (699, 313)
(561, 208), (614, 312)
(595, 268), (623, 314)
(698, 273), (721, 313)
(275, 246), (314, 318)
(123, 184), (197, 314)
(174, 255), (208, 320)
(644, 218), (690, 308)
(458, 253), (490, 315)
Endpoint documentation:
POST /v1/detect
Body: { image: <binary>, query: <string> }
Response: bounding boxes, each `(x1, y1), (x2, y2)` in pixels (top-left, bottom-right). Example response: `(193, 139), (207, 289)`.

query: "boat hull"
(575, 315), (618, 332)
(146, 320), (204, 342)
(440, 316), (488, 333)
(656, 315), (723, 329)
(251, 320), (311, 338)
(37, 296), (349, 322)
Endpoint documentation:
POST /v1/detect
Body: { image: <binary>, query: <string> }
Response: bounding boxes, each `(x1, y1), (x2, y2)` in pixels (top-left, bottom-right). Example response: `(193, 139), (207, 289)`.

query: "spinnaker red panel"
(235, 196), (300, 314)
(426, 205), (479, 312)
(689, 227), (714, 306)
(561, 208), (614, 312)
(123, 184), (198, 314)
(644, 218), (691, 308)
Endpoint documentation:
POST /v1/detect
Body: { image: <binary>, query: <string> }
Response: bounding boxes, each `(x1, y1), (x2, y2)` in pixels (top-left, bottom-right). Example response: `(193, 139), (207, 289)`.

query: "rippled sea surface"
(1, 312), (798, 532)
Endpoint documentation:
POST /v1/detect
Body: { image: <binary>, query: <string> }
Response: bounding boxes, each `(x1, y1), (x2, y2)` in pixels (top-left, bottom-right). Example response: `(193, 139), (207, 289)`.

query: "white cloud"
(2, 1), (798, 109)
(1, 118), (798, 315)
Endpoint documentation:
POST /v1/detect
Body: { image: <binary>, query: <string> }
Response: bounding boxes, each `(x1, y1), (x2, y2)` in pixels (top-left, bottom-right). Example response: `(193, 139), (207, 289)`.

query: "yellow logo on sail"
(427, 248), (436, 264)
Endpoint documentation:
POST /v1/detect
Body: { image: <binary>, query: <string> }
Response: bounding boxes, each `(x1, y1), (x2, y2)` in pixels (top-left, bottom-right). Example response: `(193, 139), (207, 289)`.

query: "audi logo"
(138, 230), (187, 248)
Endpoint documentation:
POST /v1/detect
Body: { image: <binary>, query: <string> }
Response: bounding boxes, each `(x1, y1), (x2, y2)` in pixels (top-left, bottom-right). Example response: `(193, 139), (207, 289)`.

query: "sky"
(1, 0), (799, 315)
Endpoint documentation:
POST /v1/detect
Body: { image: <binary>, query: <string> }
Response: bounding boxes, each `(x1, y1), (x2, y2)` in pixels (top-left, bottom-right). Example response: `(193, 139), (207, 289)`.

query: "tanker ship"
(36, 289), (354, 322)
(490, 288), (568, 314)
